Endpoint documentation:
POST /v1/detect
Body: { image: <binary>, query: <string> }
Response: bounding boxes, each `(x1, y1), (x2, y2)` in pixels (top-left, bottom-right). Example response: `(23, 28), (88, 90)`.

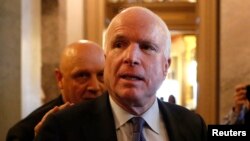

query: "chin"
(118, 90), (143, 100)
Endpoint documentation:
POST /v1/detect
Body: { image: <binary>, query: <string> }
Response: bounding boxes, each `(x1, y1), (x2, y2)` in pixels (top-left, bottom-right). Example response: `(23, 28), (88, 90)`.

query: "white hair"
(103, 6), (171, 60)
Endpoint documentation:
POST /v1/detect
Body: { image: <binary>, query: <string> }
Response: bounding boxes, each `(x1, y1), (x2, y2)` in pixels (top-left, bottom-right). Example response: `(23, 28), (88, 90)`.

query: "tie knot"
(131, 117), (145, 133)
(131, 117), (146, 141)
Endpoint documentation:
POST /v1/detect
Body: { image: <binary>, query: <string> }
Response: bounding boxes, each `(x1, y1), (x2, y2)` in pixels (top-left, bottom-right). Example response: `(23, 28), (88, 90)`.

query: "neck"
(111, 95), (156, 116)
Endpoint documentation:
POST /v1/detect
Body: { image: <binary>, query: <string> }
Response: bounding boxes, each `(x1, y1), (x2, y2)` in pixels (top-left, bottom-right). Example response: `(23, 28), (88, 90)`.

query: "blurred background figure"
(168, 95), (176, 104)
(223, 84), (250, 125)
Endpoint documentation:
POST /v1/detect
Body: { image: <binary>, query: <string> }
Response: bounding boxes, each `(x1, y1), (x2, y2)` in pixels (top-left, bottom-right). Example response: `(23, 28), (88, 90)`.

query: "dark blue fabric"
(131, 117), (146, 141)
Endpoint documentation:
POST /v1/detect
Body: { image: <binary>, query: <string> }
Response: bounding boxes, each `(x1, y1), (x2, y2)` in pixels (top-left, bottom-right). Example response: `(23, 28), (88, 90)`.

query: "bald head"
(56, 40), (105, 103)
(60, 40), (104, 74)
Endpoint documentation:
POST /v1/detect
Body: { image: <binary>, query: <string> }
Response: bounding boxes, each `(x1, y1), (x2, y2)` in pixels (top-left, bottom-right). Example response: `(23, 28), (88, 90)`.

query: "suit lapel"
(158, 99), (182, 141)
(84, 93), (117, 141)
(84, 95), (187, 141)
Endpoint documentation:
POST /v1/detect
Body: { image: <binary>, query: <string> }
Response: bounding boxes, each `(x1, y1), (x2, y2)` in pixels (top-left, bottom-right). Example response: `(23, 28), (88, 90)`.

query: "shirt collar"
(141, 97), (161, 134)
(109, 96), (133, 129)
(109, 95), (161, 134)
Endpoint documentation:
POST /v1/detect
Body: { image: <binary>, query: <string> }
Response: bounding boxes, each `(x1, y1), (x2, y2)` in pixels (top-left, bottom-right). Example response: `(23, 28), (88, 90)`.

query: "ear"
(163, 58), (171, 76)
(55, 68), (63, 89)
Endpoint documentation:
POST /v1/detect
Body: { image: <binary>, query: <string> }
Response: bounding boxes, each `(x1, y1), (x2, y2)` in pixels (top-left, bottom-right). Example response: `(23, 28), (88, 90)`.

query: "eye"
(77, 72), (89, 78)
(140, 43), (157, 52)
(112, 38), (129, 49)
(73, 72), (90, 82)
(97, 71), (104, 83)
(113, 41), (123, 48)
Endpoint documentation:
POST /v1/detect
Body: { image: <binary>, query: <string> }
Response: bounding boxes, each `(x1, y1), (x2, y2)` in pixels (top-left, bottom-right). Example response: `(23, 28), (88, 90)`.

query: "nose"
(123, 43), (141, 66)
(87, 76), (103, 95)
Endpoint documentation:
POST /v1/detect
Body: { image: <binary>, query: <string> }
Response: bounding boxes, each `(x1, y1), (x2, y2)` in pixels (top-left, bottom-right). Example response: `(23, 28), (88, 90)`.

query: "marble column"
(0, 0), (21, 140)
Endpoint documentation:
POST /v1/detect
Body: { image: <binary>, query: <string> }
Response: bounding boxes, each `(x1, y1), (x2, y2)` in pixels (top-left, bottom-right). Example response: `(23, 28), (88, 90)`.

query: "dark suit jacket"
(6, 95), (64, 141)
(35, 93), (207, 141)
(245, 110), (250, 125)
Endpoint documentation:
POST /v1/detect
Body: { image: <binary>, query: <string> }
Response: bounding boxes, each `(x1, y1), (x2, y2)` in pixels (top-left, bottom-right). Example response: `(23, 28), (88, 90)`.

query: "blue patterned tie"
(131, 117), (146, 141)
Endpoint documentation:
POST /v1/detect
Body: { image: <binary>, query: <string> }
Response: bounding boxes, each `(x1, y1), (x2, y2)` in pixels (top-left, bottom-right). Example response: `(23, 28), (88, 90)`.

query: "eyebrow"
(113, 35), (127, 41)
(112, 34), (159, 49)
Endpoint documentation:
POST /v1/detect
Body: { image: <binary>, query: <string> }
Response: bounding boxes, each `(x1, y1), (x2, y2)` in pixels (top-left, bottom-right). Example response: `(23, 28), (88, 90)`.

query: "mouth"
(81, 93), (101, 101)
(119, 73), (144, 81)
(81, 97), (97, 101)
(82, 97), (94, 101)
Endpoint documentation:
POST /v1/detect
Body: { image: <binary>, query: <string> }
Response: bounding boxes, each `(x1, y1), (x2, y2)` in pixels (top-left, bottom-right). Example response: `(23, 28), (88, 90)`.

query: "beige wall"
(41, 0), (85, 103)
(0, 0), (21, 140)
(196, 0), (219, 124)
(84, 0), (105, 45)
(220, 0), (250, 122)
(0, 0), (85, 140)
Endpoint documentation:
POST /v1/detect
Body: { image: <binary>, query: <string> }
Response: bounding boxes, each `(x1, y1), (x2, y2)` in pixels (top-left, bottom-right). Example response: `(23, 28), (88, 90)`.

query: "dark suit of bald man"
(7, 96), (63, 141)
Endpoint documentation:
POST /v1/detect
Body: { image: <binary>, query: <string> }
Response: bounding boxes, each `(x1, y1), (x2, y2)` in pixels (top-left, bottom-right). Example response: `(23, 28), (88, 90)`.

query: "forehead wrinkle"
(111, 22), (158, 43)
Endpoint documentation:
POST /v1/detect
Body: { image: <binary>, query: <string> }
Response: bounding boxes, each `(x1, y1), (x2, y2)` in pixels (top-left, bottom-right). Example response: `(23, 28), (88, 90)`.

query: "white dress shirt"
(109, 96), (169, 141)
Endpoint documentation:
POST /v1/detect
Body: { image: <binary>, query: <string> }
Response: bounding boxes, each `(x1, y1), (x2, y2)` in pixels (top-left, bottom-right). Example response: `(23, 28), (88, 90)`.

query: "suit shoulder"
(53, 94), (108, 119)
(24, 96), (63, 121)
(159, 100), (205, 124)
(7, 96), (63, 141)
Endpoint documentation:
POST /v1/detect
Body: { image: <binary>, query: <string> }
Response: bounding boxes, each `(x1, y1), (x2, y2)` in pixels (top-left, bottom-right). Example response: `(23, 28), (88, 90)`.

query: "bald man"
(35, 7), (207, 141)
(7, 40), (106, 141)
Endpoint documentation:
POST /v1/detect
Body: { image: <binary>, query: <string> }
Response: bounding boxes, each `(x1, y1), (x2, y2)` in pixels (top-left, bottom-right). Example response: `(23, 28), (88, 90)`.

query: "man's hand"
(34, 102), (74, 136)
(234, 84), (249, 113)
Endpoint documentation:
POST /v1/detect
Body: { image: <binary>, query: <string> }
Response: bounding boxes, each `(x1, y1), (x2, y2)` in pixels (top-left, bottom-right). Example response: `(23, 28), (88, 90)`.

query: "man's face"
(60, 47), (105, 103)
(104, 12), (170, 106)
